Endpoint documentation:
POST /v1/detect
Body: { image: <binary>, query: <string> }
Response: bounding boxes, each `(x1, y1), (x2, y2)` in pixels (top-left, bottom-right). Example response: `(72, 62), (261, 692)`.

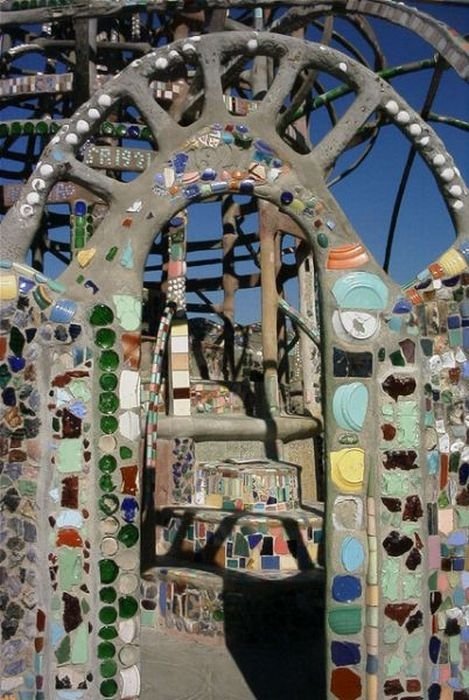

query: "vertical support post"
(297, 243), (321, 416)
(259, 201), (279, 415)
(222, 197), (239, 381)
(73, 18), (97, 108)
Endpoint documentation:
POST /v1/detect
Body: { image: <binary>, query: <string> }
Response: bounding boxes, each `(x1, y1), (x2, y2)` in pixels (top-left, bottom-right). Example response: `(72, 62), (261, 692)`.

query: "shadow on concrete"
(141, 504), (326, 699)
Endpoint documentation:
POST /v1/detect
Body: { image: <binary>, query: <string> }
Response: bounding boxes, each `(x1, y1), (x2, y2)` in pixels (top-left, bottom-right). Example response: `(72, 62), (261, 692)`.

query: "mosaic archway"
(1, 31), (469, 699)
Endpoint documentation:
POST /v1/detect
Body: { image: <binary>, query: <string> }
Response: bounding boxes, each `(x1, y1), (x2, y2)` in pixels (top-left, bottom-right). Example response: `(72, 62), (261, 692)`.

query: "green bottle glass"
(97, 641), (116, 659)
(118, 596), (138, 619)
(117, 524), (139, 548)
(99, 559), (119, 584)
(100, 660), (118, 678)
(90, 304), (114, 326)
(100, 679), (118, 698)
(96, 328), (116, 349)
(99, 455), (117, 474)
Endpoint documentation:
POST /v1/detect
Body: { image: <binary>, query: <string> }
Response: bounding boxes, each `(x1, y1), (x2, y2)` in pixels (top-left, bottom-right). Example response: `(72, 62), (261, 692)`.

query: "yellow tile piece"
(0, 273), (18, 300)
(76, 247), (96, 268)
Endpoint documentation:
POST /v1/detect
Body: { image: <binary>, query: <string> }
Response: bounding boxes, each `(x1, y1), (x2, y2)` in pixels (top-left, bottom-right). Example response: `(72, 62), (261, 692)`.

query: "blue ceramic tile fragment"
(330, 641), (361, 666)
(332, 575), (362, 602)
(447, 531), (467, 546)
(261, 555), (280, 570)
(341, 537), (365, 572)
(366, 655), (378, 674)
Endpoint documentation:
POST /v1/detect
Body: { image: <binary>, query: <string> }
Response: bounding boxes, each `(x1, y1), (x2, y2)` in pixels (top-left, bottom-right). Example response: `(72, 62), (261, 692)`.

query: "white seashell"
(384, 100), (399, 115)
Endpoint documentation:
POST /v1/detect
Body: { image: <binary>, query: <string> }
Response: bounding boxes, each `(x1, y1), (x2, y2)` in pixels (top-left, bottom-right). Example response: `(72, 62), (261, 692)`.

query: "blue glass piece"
(236, 124), (249, 133)
(0, 260), (12, 268)
(330, 641), (360, 667)
(183, 184), (201, 200)
(8, 356), (25, 372)
(74, 200), (87, 216)
(239, 179), (254, 194)
(201, 168), (216, 181)
(169, 216), (184, 228)
(25, 328), (36, 343)
(18, 277), (35, 295)
(2, 387), (16, 406)
(127, 125), (140, 138)
(247, 533), (263, 549)
(172, 152), (188, 175)
(460, 462), (469, 485)
(442, 275), (460, 287)
(393, 298), (412, 314)
(154, 173), (165, 186)
(254, 139), (274, 155)
(280, 191), (293, 205)
(429, 636), (441, 664)
(121, 496), (139, 523)
(84, 280), (99, 294)
(69, 324), (82, 340)
(332, 575), (362, 602)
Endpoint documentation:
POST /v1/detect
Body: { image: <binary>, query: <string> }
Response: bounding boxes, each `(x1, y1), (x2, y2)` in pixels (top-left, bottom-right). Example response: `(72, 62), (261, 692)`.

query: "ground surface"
(141, 618), (325, 700)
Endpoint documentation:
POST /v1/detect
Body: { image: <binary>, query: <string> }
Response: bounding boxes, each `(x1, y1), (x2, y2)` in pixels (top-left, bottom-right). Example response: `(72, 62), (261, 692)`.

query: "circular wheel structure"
(0, 2), (468, 281)
(0, 8), (469, 700)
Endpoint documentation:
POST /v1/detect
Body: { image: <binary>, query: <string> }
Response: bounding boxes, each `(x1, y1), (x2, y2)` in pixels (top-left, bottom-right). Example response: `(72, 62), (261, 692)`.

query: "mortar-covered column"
(259, 201), (280, 416)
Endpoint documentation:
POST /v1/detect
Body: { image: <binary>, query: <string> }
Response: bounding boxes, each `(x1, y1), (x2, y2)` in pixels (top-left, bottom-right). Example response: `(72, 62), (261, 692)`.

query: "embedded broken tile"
(119, 370), (140, 410)
(119, 410), (140, 440)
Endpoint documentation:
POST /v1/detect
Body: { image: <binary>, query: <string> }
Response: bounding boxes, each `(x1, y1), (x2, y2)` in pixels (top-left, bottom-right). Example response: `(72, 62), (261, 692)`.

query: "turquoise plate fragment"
(333, 382), (368, 431)
(332, 271), (389, 310)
